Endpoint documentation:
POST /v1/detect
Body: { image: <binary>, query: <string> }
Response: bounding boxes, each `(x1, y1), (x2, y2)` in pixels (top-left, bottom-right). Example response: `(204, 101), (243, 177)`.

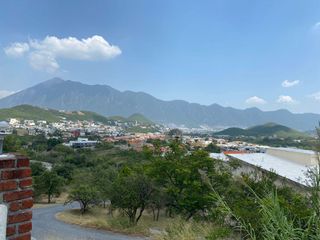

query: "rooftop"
(269, 147), (315, 155)
(228, 153), (311, 186)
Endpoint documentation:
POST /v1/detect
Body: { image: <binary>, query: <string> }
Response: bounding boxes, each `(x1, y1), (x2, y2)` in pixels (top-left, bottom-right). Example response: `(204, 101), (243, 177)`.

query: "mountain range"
(0, 78), (319, 131)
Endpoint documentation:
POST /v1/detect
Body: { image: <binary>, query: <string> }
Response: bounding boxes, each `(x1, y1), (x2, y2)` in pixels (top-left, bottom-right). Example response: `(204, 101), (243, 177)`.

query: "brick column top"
(0, 154), (33, 240)
(0, 154), (16, 160)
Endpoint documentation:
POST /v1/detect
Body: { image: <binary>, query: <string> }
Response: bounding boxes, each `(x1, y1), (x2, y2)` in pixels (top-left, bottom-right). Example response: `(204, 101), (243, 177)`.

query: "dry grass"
(152, 219), (239, 240)
(56, 207), (236, 239)
(56, 207), (173, 236)
(33, 192), (69, 209)
(34, 192), (68, 204)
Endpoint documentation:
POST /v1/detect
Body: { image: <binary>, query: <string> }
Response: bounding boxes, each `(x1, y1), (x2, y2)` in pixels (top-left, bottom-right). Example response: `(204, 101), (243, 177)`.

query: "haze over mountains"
(0, 78), (319, 131)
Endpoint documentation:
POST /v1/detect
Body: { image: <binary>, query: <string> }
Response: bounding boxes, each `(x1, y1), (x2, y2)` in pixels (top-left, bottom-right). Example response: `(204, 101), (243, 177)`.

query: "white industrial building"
(265, 147), (317, 166)
(64, 138), (98, 148)
(211, 147), (319, 187)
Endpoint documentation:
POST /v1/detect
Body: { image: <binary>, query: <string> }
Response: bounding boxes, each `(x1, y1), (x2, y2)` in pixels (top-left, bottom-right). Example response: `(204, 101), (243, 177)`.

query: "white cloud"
(309, 92), (320, 101)
(4, 35), (121, 73)
(0, 90), (15, 99)
(281, 80), (300, 88)
(29, 51), (59, 73)
(277, 95), (296, 104)
(245, 96), (267, 105)
(4, 43), (29, 58)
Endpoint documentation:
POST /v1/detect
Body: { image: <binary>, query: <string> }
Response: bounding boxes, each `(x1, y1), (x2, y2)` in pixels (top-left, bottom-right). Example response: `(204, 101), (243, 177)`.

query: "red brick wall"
(0, 154), (33, 240)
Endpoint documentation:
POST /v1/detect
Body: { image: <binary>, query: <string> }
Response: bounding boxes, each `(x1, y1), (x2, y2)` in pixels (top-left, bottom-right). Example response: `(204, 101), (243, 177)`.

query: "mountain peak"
(261, 122), (279, 127)
(39, 77), (66, 86)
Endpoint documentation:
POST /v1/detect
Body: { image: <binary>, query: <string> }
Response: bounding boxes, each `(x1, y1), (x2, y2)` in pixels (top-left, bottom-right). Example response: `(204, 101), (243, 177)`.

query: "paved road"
(32, 203), (146, 240)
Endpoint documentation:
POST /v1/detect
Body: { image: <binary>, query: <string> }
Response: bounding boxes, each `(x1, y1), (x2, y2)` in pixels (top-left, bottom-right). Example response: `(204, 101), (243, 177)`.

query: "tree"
(149, 143), (229, 220)
(110, 168), (153, 225)
(204, 142), (221, 153)
(149, 187), (168, 221)
(35, 170), (64, 203)
(3, 134), (21, 152)
(31, 162), (47, 200)
(31, 134), (48, 152)
(66, 170), (99, 214)
(167, 129), (183, 141)
(47, 138), (62, 151)
(68, 185), (99, 214)
(93, 166), (117, 208)
(30, 162), (46, 176)
(53, 163), (74, 182)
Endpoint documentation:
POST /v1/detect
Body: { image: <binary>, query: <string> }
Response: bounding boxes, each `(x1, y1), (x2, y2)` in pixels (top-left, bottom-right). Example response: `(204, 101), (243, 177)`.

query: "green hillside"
(215, 122), (309, 138)
(0, 105), (152, 125)
(0, 105), (61, 122)
(127, 113), (154, 124)
(215, 127), (247, 136)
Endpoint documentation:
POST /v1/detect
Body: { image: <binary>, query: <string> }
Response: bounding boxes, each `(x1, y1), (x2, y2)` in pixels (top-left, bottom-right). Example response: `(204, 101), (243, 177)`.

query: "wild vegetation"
(5, 127), (320, 239)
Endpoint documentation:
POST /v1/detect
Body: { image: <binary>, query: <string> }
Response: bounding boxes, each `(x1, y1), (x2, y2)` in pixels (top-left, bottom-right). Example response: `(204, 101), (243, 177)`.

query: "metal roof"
(228, 153), (312, 186)
(268, 147), (315, 155)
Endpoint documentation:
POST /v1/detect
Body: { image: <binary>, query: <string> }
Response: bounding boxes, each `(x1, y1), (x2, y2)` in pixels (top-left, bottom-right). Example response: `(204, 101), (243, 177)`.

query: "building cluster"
(214, 138), (266, 153)
(7, 117), (165, 138)
(6, 117), (168, 150)
(8, 118), (128, 137)
(63, 137), (99, 148)
(178, 135), (266, 152)
(104, 132), (166, 151)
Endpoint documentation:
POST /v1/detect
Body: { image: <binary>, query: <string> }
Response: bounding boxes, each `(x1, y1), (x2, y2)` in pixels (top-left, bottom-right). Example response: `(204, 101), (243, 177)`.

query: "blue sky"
(1, 0), (320, 113)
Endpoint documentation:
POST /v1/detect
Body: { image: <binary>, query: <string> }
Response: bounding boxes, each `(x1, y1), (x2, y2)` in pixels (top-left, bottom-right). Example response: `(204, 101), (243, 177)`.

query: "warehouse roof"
(228, 153), (312, 186)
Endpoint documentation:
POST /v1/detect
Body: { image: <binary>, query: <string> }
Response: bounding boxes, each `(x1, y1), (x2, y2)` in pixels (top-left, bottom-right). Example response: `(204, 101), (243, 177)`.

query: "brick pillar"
(0, 154), (33, 240)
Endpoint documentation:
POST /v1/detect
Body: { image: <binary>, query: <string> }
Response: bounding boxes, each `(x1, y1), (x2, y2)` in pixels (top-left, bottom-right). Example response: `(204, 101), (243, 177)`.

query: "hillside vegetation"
(128, 113), (154, 124)
(215, 122), (309, 138)
(0, 105), (153, 124)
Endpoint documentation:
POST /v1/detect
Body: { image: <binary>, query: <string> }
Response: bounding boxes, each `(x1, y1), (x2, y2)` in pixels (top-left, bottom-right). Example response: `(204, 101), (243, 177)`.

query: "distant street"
(32, 203), (146, 240)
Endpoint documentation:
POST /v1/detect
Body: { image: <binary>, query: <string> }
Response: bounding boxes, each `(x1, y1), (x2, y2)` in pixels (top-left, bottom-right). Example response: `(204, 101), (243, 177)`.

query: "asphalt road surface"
(32, 203), (146, 240)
